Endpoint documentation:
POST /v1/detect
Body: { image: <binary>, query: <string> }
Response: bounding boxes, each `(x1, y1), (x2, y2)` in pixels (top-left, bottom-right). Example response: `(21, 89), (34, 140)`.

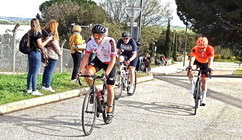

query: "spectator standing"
(69, 25), (86, 81)
(41, 20), (61, 92)
(27, 18), (53, 96)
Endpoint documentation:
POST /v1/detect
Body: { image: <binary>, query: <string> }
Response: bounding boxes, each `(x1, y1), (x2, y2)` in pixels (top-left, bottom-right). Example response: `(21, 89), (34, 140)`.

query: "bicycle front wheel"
(127, 72), (137, 96)
(194, 81), (200, 115)
(114, 70), (123, 100)
(82, 89), (97, 136)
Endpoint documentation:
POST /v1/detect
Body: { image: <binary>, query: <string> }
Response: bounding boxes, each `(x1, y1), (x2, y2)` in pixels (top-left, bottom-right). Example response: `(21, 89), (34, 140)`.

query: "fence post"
(60, 39), (66, 73)
(12, 23), (20, 72)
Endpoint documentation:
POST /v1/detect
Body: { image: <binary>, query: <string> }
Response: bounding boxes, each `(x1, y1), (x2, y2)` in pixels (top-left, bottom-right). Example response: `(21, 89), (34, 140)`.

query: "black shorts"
(193, 59), (209, 77)
(89, 57), (116, 85)
(122, 55), (138, 67)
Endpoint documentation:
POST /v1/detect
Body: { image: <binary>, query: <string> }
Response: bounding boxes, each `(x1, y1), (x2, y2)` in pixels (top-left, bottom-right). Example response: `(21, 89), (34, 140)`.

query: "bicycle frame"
(188, 68), (211, 115)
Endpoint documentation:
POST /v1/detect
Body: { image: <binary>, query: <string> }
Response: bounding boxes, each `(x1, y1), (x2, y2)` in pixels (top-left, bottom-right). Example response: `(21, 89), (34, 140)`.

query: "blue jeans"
(42, 58), (57, 88)
(27, 51), (41, 91)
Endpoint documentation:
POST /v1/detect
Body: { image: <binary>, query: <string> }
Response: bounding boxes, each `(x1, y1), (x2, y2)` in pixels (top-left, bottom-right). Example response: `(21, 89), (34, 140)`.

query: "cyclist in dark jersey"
(117, 31), (138, 94)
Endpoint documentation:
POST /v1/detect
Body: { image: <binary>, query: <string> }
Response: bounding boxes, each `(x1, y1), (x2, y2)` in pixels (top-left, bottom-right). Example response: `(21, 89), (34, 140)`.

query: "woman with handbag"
(69, 25), (86, 81)
(27, 18), (53, 96)
(41, 20), (62, 92)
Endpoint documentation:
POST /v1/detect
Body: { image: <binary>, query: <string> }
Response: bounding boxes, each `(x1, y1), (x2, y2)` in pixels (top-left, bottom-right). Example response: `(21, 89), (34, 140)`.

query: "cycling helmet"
(92, 24), (106, 34)
(122, 31), (131, 37)
(196, 37), (208, 49)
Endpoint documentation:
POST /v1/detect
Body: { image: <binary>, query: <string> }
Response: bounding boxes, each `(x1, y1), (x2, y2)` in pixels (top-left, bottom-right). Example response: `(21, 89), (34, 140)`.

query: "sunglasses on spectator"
(93, 33), (103, 39)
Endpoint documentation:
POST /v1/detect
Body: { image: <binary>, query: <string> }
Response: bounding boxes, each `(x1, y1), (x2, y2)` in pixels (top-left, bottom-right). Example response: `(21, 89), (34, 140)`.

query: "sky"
(0, 0), (185, 26)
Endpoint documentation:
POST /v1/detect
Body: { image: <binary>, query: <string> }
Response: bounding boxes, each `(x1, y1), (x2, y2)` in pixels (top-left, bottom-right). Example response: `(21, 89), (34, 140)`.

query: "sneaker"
(42, 86), (46, 90)
(31, 90), (44, 96)
(106, 112), (113, 124)
(43, 86), (55, 92)
(128, 85), (134, 94)
(27, 89), (32, 94)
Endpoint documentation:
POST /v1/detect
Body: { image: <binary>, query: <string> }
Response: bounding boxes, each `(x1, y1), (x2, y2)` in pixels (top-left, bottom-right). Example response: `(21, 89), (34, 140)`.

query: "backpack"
(19, 32), (32, 54)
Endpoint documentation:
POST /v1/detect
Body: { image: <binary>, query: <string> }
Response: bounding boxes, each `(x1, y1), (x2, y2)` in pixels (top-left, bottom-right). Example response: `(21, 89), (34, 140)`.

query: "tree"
(164, 19), (172, 58)
(176, 0), (242, 59)
(39, 0), (108, 44)
(100, 0), (173, 26)
(172, 31), (177, 61)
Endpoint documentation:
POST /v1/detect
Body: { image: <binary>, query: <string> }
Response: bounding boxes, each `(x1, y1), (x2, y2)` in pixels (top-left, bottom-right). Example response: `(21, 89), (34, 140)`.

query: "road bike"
(77, 74), (115, 136)
(114, 61), (137, 100)
(187, 68), (211, 115)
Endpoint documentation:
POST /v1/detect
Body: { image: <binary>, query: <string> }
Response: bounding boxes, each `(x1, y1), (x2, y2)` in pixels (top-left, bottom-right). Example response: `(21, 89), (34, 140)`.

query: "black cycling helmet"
(92, 24), (106, 34)
(122, 31), (131, 37)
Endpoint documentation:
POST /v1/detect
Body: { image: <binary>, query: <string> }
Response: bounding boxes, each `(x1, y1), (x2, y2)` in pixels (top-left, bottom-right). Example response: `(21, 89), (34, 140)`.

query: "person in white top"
(78, 24), (116, 123)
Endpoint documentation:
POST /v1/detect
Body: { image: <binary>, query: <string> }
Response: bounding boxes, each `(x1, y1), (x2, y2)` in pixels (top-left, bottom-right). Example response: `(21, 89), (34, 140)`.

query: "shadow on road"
(0, 114), (104, 138)
(154, 75), (242, 110)
(118, 100), (194, 116)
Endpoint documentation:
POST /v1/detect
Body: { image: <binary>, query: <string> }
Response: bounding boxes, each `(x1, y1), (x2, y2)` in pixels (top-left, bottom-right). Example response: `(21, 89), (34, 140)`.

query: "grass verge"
(0, 72), (151, 105)
(233, 70), (242, 75)
(0, 73), (88, 105)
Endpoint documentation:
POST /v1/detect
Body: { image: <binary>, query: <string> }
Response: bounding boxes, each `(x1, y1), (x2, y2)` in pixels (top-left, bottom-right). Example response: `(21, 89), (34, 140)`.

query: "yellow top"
(69, 32), (85, 53)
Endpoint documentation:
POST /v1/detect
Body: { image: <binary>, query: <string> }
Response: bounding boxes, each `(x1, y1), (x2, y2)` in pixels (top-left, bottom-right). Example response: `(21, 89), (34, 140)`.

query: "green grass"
(0, 71), (150, 105)
(214, 59), (241, 63)
(0, 73), (88, 105)
(234, 70), (242, 75)
(137, 72), (150, 77)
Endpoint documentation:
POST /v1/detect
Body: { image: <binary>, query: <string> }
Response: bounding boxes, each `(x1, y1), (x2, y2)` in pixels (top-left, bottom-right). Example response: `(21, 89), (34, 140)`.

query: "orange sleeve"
(207, 46), (214, 58)
(190, 46), (197, 57)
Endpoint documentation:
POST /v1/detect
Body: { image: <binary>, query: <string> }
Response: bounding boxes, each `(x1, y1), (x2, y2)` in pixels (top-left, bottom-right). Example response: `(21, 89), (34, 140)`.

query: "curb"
(0, 75), (153, 115)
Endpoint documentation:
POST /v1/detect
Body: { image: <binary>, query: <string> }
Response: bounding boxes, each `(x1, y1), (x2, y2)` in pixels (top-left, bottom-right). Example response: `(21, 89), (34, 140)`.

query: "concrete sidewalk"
(0, 74), (153, 115)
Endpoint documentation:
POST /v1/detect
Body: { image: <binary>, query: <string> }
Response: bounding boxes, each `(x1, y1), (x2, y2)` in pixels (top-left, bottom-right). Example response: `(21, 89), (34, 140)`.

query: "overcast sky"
(0, 0), (185, 26)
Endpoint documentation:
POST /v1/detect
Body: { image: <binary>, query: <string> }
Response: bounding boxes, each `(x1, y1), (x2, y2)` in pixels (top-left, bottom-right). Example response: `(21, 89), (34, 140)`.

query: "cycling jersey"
(117, 38), (137, 57)
(190, 45), (214, 63)
(86, 37), (117, 64)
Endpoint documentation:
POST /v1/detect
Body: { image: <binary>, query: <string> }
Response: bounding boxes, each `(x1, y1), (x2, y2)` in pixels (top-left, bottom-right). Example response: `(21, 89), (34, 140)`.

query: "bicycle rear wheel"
(82, 89), (97, 136)
(114, 70), (123, 100)
(194, 81), (200, 115)
(127, 72), (137, 96)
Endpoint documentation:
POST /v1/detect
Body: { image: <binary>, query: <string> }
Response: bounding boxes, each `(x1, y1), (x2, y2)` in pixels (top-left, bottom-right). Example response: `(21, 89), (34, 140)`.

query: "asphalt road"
(1, 75), (242, 140)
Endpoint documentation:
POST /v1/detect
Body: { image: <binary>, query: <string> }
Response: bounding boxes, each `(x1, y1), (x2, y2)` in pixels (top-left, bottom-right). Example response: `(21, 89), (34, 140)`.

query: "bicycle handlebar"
(77, 74), (105, 86)
(187, 68), (212, 79)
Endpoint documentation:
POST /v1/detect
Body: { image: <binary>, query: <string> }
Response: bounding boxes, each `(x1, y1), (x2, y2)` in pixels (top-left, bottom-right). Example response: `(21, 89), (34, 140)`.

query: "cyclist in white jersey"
(79, 24), (116, 123)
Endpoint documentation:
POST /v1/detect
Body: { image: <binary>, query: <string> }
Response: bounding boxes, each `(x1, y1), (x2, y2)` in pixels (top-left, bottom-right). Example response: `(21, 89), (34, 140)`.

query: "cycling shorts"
(122, 55), (138, 67)
(89, 57), (116, 85)
(193, 59), (209, 77)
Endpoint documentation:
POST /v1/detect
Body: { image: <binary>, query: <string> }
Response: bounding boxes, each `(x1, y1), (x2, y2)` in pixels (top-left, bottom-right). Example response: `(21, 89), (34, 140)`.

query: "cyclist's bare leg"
(129, 66), (135, 85)
(84, 67), (96, 87)
(201, 77), (207, 105)
(106, 84), (114, 112)
(188, 70), (195, 94)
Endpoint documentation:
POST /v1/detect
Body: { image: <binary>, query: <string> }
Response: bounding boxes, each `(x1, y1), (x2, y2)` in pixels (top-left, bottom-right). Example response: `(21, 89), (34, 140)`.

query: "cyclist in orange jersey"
(187, 37), (214, 106)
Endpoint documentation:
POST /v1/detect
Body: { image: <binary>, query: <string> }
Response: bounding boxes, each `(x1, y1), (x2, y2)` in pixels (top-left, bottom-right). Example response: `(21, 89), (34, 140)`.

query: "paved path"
(0, 76), (242, 139)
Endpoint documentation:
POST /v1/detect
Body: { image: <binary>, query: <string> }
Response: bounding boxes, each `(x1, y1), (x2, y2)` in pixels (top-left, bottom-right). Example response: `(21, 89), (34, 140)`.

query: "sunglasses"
(93, 33), (103, 39)
(122, 37), (130, 40)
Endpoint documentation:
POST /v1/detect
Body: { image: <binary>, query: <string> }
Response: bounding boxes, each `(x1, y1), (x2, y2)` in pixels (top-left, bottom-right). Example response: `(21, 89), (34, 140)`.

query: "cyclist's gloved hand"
(126, 60), (130, 66)
(102, 73), (108, 81)
(208, 68), (213, 73)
